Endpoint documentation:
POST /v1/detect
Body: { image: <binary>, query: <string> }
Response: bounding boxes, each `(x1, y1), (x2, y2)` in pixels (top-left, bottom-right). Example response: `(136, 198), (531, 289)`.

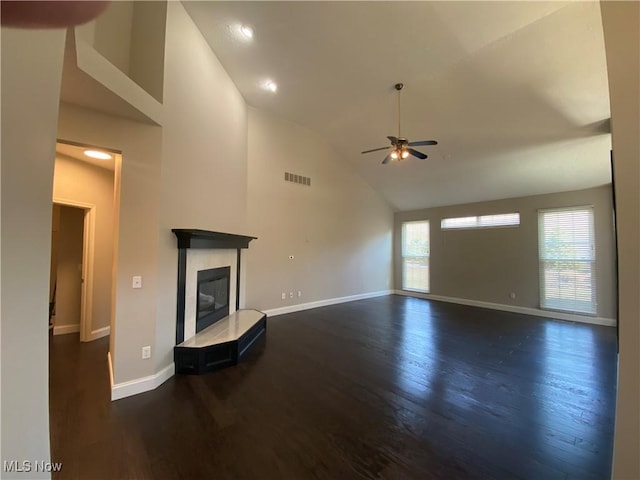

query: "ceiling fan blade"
(361, 146), (391, 154)
(387, 136), (399, 145)
(408, 148), (428, 160)
(408, 140), (438, 147)
(382, 154), (392, 165)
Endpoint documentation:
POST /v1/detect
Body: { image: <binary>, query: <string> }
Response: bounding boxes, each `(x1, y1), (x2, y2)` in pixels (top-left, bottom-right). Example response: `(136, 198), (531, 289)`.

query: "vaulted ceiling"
(58, 2), (612, 211)
(183, 1), (612, 211)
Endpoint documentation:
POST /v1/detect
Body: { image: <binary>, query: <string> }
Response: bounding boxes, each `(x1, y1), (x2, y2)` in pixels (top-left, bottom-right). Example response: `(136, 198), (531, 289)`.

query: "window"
(538, 207), (596, 314)
(402, 221), (429, 292)
(441, 213), (520, 230)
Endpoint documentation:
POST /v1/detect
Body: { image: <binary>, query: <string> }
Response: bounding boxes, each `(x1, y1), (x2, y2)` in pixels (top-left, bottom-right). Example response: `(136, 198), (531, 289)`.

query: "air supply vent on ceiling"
(284, 172), (311, 186)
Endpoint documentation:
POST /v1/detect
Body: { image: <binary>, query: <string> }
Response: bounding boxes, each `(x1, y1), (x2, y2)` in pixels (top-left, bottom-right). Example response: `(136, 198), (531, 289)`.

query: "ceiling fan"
(361, 83), (438, 164)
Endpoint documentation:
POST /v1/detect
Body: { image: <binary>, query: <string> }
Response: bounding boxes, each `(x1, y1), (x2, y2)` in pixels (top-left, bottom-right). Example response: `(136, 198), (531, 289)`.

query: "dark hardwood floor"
(49, 295), (617, 479)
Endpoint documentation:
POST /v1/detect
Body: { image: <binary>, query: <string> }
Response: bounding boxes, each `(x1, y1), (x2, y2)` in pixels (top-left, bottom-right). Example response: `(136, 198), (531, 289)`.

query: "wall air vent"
(284, 172), (311, 186)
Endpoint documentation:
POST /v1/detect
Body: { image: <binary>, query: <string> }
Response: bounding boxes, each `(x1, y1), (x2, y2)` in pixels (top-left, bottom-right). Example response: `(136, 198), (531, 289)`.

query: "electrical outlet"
(297, 291), (302, 298)
(142, 346), (151, 359)
(509, 292), (516, 299)
(281, 292), (286, 300)
(289, 292), (293, 298)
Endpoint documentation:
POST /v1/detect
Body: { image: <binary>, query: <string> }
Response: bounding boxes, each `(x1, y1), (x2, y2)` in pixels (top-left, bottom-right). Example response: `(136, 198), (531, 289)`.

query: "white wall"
(246, 108), (394, 311)
(1, 26), (66, 478)
(600, 2), (640, 477)
(53, 156), (115, 334)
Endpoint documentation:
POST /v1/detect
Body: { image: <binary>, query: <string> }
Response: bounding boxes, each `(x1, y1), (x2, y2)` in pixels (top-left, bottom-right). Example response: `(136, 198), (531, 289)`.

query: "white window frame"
(441, 213), (520, 230)
(538, 206), (596, 315)
(401, 220), (430, 293)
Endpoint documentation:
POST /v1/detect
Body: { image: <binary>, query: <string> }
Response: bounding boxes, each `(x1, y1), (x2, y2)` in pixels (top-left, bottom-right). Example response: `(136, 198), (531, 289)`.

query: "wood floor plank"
(50, 295), (617, 479)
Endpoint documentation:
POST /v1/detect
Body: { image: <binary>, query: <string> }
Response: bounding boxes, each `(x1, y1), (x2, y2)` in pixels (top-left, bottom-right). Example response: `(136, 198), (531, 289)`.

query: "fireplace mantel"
(172, 229), (256, 250)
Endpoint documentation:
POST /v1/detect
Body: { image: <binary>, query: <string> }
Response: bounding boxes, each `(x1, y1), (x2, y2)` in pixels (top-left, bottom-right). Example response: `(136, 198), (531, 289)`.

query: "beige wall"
(1, 26), (66, 477)
(129, 1), (166, 103)
(59, 1), (392, 382)
(53, 156), (115, 333)
(246, 108), (394, 310)
(57, 103), (162, 385)
(75, 1), (166, 105)
(160, 1), (248, 234)
(154, 1), (250, 371)
(54, 206), (84, 329)
(50, 204), (61, 309)
(0, 2), (637, 476)
(92, 1), (134, 75)
(395, 186), (617, 319)
(600, 2), (640, 477)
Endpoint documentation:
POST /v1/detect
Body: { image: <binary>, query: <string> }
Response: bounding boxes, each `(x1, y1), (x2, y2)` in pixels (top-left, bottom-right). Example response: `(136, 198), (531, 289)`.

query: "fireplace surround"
(172, 229), (256, 344)
(172, 229), (266, 374)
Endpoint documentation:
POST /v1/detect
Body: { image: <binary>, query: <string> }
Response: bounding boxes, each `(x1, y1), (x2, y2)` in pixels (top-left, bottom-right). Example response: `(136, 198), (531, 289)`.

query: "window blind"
(538, 207), (596, 314)
(402, 221), (429, 292)
(441, 213), (520, 230)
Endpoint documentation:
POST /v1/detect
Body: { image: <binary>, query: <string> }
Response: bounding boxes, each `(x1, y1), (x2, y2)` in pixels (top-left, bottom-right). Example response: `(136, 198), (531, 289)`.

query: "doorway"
(49, 201), (96, 341)
(50, 140), (118, 343)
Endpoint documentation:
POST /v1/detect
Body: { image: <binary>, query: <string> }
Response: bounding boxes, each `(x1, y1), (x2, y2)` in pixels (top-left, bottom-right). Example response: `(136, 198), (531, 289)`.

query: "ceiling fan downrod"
(395, 83), (403, 138)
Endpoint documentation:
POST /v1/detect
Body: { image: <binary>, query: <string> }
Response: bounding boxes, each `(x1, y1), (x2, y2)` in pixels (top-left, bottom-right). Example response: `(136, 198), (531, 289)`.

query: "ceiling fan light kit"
(362, 83), (438, 165)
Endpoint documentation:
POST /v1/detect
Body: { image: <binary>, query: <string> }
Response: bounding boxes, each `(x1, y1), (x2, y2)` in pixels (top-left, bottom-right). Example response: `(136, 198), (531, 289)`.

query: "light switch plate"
(132, 276), (142, 289)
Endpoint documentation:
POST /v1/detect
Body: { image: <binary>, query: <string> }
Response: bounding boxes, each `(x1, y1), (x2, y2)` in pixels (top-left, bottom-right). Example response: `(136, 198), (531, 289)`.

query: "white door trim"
(53, 198), (96, 342)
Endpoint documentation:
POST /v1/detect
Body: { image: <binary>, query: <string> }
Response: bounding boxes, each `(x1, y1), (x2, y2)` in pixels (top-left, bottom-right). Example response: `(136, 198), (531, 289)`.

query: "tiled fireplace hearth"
(172, 229), (267, 374)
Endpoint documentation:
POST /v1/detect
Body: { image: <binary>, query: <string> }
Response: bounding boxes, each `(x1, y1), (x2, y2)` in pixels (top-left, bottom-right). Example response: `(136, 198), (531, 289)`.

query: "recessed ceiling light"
(84, 150), (112, 160)
(229, 23), (254, 42)
(263, 80), (278, 93)
(240, 25), (254, 39)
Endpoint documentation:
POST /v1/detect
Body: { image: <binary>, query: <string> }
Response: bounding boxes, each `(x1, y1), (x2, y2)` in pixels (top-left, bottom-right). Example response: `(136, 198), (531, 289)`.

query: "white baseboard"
(394, 290), (616, 327)
(53, 323), (80, 335)
(263, 290), (394, 317)
(90, 325), (110, 340)
(53, 324), (110, 339)
(110, 362), (175, 401)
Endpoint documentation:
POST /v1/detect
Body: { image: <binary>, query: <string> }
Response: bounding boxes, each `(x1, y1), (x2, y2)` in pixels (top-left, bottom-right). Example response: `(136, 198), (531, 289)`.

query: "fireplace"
(173, 229), (267, 375)
(196, 266), (230, 332)
(172, 229), (257, 344)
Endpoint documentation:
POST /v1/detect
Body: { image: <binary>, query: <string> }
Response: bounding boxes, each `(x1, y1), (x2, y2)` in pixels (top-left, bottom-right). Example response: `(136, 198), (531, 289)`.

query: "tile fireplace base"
(174, 309), (266, 374)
